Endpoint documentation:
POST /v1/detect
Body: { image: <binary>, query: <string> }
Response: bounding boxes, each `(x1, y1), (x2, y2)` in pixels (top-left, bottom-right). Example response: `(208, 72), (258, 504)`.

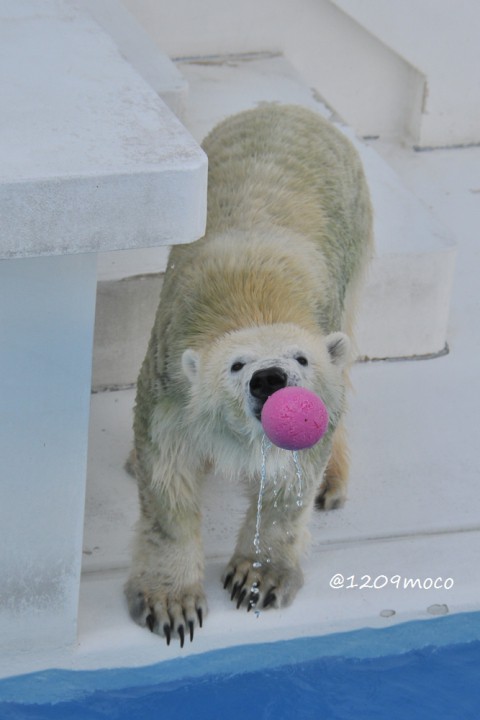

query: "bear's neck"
(170, 226), (343, 344)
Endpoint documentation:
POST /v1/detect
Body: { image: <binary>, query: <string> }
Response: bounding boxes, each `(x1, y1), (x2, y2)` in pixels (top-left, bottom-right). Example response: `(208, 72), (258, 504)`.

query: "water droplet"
(253, 436), (271, 559)
(380, 609), (396, 618)
(427, 604), (449, 616)
(253, 437), (305, 567)
(292, 450), (304, 506)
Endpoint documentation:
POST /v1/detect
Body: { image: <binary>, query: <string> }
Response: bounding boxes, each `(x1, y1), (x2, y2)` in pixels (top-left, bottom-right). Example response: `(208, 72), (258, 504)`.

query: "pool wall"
(1, 611), (479, 706)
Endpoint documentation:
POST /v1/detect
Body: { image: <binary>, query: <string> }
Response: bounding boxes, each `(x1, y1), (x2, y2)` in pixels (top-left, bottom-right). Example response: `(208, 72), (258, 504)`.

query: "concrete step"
(77, 0), (188, 120)
(118, 0), (422, 147)
(92, 54), (455, 391)
(330, 0), (480, 149)
(122, 0), (480, 148)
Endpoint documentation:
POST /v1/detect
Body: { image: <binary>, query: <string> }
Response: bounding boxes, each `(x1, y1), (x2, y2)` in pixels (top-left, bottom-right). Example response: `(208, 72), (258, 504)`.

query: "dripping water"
(250, 436), (305, 612)
(292, 450), (304, 507)
(252, 434), (271, 568)
(253, 437), (305, 565)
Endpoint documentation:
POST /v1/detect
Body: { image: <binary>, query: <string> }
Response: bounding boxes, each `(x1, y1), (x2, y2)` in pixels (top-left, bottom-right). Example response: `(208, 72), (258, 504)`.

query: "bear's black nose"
(249, 367), (288, 402)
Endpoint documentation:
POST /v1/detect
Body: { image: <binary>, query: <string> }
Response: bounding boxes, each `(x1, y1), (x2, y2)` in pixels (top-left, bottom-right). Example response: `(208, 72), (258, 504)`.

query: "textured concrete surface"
(78, 141), (480, 673)
(0, 0), (206, 259)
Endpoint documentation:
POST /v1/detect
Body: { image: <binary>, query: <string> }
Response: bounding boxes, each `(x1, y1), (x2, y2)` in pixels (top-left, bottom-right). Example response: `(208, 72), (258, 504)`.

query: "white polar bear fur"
(125, 104), (373, 645)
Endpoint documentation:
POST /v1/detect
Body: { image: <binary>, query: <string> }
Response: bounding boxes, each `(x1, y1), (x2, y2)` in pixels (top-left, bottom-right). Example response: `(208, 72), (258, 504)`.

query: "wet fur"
(125, 105), (373, 643)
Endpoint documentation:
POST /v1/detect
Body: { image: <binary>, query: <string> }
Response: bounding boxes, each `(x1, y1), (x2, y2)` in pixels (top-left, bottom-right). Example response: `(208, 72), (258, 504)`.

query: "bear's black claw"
(178, 624), (185, 648)
(223, 572), (234, 589)
(163, 622), (171, 645)
(231, 581), (241, 601)
(146, 613), (155, 632)
(262, 590), (277, 609)
(236, 588), (247, 608)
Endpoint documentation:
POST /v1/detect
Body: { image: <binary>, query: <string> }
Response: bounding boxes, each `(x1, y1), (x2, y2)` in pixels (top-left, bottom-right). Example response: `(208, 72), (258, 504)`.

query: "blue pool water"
(1, 612), (480, 719)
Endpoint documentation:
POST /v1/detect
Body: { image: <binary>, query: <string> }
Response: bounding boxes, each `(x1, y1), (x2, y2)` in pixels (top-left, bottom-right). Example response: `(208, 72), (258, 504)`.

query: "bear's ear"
(181, 349), (200, 383)
(326, 332), (350, 368)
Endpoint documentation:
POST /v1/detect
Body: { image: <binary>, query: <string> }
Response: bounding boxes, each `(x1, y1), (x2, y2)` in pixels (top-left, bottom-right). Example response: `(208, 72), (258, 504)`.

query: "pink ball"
(261, 387), (329, 451)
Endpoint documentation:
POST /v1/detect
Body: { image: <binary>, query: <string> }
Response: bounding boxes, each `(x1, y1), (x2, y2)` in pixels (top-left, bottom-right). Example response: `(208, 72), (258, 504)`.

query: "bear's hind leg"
(316, 419), (349, 510)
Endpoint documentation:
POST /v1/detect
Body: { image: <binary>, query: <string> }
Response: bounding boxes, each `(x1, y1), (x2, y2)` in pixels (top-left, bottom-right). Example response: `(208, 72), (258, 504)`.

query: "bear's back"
(203, 105), (370, 263)
(157, 106), (372, 367)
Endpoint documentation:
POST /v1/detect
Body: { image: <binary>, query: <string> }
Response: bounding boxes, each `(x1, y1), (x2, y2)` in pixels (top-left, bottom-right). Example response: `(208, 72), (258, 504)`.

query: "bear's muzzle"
(249, 367), (288, 419)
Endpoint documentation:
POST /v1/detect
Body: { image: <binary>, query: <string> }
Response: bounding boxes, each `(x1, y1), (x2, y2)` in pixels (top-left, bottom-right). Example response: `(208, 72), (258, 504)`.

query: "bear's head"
(181, 323), (350, 444)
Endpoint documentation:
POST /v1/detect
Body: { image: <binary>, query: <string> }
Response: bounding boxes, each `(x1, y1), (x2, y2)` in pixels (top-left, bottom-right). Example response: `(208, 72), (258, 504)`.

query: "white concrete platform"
(0, 0), (206, 658)
(50, 141), (478, 677)
(0, 0), (206, 259)
(93, 53), (456, 390)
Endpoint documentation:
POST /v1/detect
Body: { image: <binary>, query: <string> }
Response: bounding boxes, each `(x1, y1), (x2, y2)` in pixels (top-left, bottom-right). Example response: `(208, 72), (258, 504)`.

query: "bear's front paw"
(124, 577), (207, 647)
(222, 557), (304, 611)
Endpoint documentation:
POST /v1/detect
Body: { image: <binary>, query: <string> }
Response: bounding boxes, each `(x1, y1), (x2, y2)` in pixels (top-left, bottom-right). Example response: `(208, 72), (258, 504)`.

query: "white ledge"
(0, 0), (207, 259)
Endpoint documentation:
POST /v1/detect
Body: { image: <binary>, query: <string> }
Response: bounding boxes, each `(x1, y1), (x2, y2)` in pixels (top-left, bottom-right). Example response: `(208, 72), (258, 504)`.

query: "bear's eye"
(296, 356), (308, 367)
(230, 361), (245, 373)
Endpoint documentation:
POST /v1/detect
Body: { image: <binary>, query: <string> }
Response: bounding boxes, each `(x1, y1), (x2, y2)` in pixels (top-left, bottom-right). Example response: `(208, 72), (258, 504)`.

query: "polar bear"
(125, 104), (373, 646)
